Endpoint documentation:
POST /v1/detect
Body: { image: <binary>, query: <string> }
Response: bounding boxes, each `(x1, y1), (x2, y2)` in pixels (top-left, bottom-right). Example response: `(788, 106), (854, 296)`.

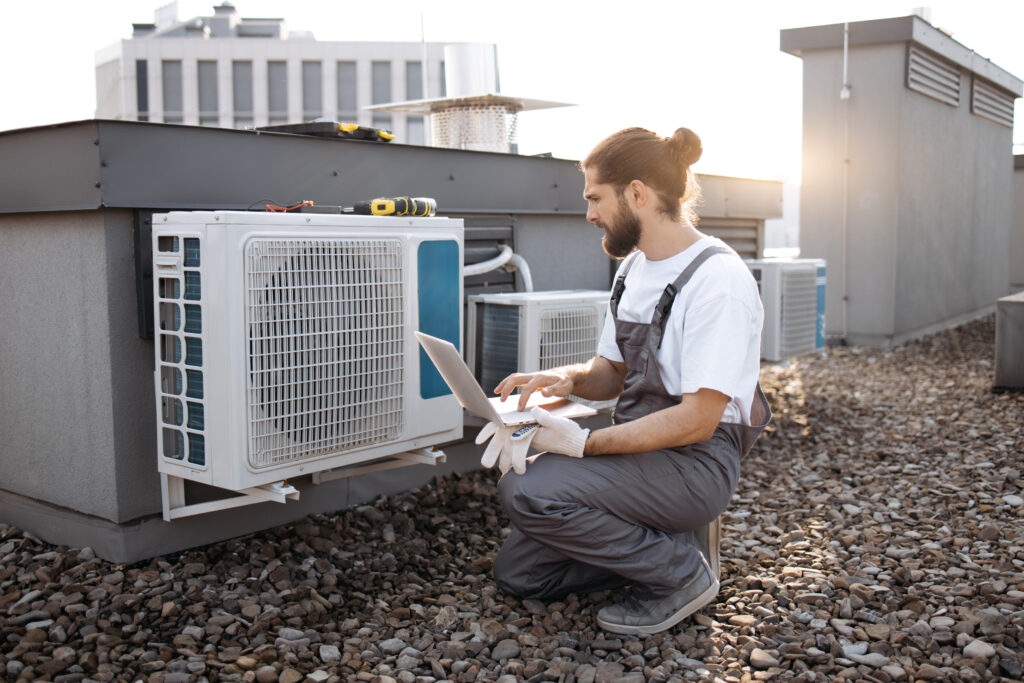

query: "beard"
(600, 193), (642, 258)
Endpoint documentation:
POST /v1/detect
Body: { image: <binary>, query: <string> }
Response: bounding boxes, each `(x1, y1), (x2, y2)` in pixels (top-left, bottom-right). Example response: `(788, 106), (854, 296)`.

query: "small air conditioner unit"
(152, 211), (463, 512)
(745, 258), (826, 362)
(466, 290), (610, 394)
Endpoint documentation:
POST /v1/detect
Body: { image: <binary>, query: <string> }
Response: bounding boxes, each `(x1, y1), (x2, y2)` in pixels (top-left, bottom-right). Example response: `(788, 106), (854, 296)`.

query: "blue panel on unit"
(418, 240), (460, 399)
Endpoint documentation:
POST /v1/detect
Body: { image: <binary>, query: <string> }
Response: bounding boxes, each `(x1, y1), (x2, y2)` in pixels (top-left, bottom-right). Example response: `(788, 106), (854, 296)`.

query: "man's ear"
(627, 179), (648, 208)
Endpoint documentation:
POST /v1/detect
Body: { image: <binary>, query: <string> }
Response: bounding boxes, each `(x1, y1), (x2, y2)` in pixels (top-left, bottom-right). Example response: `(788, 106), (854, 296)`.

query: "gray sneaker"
(596, 559), (719, 635)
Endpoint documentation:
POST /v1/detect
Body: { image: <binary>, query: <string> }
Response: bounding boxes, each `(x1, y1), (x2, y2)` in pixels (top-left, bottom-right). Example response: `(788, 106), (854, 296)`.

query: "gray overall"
(494, 245), (771, 600)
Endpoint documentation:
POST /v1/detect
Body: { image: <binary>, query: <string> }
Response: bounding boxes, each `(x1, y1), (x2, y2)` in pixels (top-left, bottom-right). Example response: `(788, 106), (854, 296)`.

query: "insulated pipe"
(464, 244), (513, 276)
(463, 244), (535, 292)
(504, 253), (534, 292)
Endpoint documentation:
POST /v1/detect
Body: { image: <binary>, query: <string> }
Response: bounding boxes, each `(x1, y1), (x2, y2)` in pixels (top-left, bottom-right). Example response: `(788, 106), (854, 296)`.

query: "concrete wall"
(1013, 157), (1024, 289)
(0, 210), (154, 522)
(793, 37), (1018, 346)
(799, 45), (902, 340)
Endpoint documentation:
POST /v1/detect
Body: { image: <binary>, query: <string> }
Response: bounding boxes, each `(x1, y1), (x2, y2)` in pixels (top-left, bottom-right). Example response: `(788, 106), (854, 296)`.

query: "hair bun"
(669, 128), (702, 167)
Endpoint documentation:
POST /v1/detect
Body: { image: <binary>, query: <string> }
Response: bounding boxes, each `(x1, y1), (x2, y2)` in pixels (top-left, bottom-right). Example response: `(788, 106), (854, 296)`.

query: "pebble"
(0, 318), (1019, 683)
(750, 648), (779, 668)
(963, 639), (996, 659)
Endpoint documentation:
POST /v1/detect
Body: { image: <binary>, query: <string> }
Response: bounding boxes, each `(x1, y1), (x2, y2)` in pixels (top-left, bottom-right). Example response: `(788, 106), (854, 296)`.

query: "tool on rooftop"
(255, 121), (395, 142)
(343, 197), (437, 217)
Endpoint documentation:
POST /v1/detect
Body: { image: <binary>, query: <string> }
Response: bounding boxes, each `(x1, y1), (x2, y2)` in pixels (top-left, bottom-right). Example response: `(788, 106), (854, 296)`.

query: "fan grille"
(245, 238), (405, 468)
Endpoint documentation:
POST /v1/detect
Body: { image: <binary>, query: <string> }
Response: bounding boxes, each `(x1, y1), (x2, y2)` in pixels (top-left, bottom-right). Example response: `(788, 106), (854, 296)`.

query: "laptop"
(415, 331), (597, 426)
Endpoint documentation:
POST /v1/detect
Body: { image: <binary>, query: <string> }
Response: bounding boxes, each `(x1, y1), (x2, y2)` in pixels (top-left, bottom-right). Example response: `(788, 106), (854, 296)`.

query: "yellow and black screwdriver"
(343, 197), (437, 217)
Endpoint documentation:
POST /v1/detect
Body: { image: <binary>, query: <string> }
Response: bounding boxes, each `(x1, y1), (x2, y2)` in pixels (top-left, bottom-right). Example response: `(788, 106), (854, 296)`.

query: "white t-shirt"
(596, 236), (763, 425)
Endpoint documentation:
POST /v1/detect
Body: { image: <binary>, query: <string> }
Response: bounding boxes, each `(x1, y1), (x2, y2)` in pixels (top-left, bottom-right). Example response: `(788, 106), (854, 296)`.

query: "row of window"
(136, 58), (433, 141)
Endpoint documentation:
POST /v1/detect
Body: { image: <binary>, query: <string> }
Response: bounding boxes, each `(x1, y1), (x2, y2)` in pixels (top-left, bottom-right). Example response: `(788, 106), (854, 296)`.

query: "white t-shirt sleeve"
(676, 294), (759, 401)
(596, 303), (623, 362)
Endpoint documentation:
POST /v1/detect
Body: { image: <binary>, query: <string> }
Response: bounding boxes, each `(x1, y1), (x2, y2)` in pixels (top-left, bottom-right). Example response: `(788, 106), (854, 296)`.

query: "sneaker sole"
(596, 576), (720, 636)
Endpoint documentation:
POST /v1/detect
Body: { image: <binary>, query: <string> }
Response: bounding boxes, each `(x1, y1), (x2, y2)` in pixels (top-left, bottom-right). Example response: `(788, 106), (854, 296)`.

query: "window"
(136, 59), (149, 121)
(162, 60), (183, 123)
(337, 61), (357, 122)
(372, 61), (392, 131)
(232, 60), (253, 128)
(302, 61), (322, 120)
(440, 60), (446, 96)
(197, 60), (218, 126)
(268, 60), (287, 124)
(405, 60), (425, 143)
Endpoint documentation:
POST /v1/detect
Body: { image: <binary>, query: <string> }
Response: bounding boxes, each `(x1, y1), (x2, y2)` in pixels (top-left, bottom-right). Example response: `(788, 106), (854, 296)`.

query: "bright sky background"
(2, 0), (1022, 244)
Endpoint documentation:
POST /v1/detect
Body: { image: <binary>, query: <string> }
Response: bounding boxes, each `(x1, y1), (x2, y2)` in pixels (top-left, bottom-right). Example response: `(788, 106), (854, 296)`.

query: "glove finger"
(481, 437), (502, 469)
(475, 421), (498, 445)
(513, 438), (533, 475)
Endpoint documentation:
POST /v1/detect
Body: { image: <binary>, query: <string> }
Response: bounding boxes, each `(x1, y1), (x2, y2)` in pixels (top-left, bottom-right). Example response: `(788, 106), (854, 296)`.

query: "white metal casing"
(745, 258), (827, 362)
(152, 211), (463, 491)
(466, 290), (610, 392)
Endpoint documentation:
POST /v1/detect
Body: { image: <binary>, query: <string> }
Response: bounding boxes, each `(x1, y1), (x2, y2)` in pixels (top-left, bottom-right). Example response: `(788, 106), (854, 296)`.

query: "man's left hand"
(530, 407), (590, 458)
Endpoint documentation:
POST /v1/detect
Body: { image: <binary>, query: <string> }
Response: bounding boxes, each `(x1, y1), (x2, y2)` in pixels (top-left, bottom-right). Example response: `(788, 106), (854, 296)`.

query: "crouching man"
(477, 126), (770, 635)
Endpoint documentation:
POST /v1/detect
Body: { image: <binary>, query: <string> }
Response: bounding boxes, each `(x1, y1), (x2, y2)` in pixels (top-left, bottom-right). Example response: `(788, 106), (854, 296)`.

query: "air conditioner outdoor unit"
(745, 258), (826, 362)
(466, 290), (610, 395)
(152, 211), (463, 516)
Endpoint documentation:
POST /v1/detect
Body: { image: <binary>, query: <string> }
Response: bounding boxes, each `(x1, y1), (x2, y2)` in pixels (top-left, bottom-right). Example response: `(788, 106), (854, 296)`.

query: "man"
(477, 126), (771, 635)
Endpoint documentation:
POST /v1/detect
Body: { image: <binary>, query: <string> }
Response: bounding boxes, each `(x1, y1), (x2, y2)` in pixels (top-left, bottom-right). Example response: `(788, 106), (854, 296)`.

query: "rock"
(279, 627), (305, 641)
(963, 639), (995, 659)
(256, 666), (279, 683)
(236, 656), (259, 670)
(916, 663), (942, 680)
(750, 648), (779, 668)
(280, 670), (303, 683)
(491, 639), (520, 661)
(1002, 494), (1023, 506)
(378, 638), (406, 655)
(318, 644), (341, 663)
(848, 652), (889, 667)
(729, 614), (757, 627)
(881, 664), (908, 681)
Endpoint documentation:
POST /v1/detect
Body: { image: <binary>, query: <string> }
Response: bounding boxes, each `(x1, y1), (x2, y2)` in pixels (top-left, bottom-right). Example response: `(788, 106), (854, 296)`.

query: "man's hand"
(475, 422), (539, 474)
(495, 370), (575, 411)
(530, 407), (590, 458)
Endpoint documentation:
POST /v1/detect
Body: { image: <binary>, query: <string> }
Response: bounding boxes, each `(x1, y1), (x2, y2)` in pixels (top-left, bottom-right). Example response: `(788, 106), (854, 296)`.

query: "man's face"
(583, 169), (641, 259)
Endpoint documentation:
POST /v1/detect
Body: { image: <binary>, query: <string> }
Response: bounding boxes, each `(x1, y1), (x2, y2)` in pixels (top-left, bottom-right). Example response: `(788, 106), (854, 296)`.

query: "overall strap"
(650, 245), (731, 348)
(609, 250), (642, 318)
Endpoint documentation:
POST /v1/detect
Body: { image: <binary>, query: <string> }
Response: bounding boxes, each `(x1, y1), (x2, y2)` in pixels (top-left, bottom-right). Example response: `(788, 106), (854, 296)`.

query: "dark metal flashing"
(0, 119), (588, 216)
(1015, 154), (1024, 169)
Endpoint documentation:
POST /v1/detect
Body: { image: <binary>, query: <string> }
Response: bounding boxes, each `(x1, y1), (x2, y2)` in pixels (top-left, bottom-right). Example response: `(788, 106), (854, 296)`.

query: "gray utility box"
(782, 15), (1023, 347)
(995, 291), (1024, 390)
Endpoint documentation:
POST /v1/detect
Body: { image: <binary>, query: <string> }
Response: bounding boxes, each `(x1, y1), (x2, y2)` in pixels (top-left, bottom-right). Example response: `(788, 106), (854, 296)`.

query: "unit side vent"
(906, 45), (961, 107)
(156, 236), (207, 467)
(538, 306), (604, 370)
(780, 268), (818, 357)
(245, 238), (405, 468)
(479, 305), (520, 395)
(971, 77), (1015, 128)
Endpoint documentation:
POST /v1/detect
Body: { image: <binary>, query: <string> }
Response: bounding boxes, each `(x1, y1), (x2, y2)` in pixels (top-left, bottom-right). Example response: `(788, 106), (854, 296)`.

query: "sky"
(2, 0), (1022, 244)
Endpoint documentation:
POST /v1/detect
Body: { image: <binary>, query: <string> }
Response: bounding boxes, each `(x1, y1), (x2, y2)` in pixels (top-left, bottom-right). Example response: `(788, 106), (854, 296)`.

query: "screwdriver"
(344, 197), (437, 217)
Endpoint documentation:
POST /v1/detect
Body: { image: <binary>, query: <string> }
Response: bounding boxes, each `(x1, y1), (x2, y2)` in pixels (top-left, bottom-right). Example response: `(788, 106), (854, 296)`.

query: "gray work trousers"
(494, 425), (742, 601)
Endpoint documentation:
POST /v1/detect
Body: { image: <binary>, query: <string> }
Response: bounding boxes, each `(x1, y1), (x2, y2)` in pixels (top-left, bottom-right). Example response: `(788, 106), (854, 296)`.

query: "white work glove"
(475, 422), (539, 475)
(530, 407), (590, 458)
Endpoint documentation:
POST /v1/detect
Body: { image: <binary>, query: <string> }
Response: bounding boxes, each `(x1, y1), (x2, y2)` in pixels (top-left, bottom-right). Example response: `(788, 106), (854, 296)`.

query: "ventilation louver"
(906, 45), (961, 107)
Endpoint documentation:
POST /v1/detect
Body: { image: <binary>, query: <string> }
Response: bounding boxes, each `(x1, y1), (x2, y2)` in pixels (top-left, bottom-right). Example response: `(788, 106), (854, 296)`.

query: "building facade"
(94, 3), (470, 144)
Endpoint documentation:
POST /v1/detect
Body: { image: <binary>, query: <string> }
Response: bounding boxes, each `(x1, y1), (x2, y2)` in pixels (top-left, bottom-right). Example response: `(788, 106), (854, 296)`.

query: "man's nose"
(586, 205), (599, 224)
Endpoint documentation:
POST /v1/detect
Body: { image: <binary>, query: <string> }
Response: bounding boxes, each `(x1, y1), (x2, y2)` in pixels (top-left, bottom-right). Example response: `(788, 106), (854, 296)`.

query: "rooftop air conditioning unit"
(466, 290), (610, 396)
(745, 258), (826, 362)
(152, 211), (463, 515)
